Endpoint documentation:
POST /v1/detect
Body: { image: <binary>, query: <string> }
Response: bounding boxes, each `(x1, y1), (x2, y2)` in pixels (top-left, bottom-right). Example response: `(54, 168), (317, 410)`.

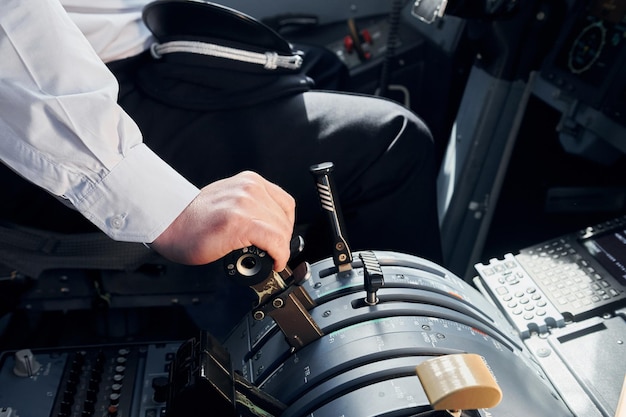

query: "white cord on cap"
(150, 40), (303, 71)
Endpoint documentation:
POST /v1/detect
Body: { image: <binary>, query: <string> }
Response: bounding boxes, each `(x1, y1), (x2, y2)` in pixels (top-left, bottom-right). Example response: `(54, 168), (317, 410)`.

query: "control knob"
(152, 376), (169, 403)
(13, 349), (41, 377)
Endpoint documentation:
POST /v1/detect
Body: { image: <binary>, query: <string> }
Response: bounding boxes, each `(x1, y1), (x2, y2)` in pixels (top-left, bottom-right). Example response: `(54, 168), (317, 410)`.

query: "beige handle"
(616, 375), (626, 417)
(415, 353), (502, 411)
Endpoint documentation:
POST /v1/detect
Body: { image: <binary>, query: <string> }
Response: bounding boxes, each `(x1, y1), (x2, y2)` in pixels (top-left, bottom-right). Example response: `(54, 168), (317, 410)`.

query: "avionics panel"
(475, 215), (626, 337)
(541, 0), (626, 117)
(0, 342), (180, 417)
(519, 215), (626, 308)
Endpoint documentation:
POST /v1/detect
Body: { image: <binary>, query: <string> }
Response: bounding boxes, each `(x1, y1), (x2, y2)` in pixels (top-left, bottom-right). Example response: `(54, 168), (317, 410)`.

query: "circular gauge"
(568, 20), (607, 74)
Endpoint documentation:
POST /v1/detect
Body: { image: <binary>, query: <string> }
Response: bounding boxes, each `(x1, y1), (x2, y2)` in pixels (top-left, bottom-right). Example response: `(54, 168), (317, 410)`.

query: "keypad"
(517, 239), (624, 318)
(475, 254), (565, 339)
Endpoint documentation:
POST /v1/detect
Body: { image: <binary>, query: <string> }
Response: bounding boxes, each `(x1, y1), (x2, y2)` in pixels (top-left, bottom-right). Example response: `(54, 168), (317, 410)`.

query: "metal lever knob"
(360, 251), (384, 305)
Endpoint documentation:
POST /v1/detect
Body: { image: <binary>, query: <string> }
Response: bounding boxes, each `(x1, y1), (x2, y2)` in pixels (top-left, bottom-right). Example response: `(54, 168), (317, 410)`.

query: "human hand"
(151, 171), (296, 270)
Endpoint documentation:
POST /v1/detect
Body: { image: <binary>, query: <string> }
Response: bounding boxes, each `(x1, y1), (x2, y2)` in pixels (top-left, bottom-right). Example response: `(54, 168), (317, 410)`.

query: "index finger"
(261, 177), (296, 227)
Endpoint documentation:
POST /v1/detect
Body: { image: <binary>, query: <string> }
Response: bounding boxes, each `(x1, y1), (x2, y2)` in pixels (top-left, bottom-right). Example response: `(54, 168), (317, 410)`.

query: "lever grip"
(223, 245), (273, 286)
(310, 162), (353, 271)
(223, 236), (305, 286)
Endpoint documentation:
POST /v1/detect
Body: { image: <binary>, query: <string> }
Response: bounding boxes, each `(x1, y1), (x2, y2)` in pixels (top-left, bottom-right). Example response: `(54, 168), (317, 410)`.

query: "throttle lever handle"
(310, 162), (353, 272)
(222, 236), (323, 350)
(224, 235), (304, 287)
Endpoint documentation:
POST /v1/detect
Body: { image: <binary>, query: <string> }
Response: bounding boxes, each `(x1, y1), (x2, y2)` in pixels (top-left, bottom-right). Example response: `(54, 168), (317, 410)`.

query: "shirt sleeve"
(0, 0), (200, 242)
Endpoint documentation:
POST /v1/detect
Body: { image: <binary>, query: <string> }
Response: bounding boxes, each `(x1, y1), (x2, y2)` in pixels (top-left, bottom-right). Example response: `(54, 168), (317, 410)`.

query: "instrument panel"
(542, 0), (626, 124)
(0, 342), (180, 417)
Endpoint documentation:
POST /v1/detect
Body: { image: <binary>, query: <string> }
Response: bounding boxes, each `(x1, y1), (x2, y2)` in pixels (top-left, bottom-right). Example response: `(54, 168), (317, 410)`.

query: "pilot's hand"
(151, 171), (295, 271)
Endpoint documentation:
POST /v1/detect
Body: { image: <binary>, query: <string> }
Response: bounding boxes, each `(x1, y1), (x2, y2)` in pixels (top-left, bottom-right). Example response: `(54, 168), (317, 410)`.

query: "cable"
(378, 0), (406, 97)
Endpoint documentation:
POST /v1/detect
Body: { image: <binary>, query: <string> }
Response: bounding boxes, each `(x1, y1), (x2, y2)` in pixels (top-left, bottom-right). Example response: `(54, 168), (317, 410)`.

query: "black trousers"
(113, 49), (443, 264)
(0, 48), (442, 265)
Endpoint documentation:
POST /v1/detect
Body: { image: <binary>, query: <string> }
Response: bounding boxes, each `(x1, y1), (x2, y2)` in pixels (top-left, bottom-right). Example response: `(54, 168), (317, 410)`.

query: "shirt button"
(109, 214), (126, 229)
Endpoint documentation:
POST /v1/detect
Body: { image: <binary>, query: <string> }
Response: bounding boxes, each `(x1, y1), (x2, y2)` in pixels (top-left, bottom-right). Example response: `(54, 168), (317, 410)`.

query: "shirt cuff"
(75, 143), (200, 243)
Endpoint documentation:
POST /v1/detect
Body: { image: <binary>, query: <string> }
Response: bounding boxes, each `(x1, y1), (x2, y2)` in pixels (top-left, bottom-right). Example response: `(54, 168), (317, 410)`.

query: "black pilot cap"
(142, 0), (294, 54)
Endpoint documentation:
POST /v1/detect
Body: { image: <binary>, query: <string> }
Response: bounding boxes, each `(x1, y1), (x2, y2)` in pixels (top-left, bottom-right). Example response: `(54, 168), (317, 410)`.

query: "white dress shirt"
(0, 0), (200, 243)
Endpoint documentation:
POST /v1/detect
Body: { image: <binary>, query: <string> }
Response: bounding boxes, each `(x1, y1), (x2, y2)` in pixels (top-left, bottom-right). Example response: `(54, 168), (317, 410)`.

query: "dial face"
(568, 20), (607, 74)
(553, 0), (626, 88)
(566, 0), (626, 75)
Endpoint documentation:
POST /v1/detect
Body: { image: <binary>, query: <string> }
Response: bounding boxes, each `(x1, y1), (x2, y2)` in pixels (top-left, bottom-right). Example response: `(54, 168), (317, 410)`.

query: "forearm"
(0, 0), (199, 242)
